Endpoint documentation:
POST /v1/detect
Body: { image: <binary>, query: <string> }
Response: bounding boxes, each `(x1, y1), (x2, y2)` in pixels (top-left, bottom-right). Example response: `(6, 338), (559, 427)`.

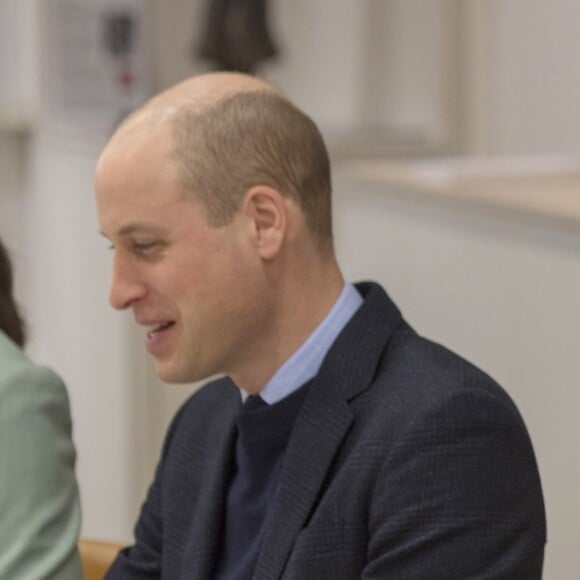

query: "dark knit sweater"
(213, 382), (311, 579)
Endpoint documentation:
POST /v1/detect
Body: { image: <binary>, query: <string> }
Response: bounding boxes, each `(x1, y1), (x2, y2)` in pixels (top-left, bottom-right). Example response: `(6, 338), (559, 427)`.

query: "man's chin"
(155, 361), (210, 385)
(155, 362), (187, 384)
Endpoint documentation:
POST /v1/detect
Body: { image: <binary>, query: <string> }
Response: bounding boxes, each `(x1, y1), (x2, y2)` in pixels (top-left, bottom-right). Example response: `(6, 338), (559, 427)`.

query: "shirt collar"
(241, 282), (363, 404)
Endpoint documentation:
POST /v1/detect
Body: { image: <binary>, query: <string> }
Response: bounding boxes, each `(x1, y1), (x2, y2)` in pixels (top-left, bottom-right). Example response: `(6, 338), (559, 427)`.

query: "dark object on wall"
(197, 0), (278, 73)
(102, 12), (134, 57)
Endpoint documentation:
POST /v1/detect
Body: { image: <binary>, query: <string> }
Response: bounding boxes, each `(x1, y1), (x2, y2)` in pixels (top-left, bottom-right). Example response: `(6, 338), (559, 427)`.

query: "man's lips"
(141, 320), (176, 356)
(142, 321), (175, 339)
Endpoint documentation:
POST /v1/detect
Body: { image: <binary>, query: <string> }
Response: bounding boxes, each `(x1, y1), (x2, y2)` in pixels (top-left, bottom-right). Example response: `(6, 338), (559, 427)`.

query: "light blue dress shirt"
(241, 283), (363, 404)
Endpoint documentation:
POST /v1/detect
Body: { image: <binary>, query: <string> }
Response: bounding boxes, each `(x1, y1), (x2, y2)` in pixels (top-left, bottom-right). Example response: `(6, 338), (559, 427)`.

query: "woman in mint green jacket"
(0, 239), (81, 579)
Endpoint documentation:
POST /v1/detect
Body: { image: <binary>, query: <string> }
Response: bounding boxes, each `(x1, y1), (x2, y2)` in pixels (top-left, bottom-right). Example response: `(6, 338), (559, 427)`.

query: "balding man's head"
(108, 72), (333, 249)
(112, 72), (278, 148)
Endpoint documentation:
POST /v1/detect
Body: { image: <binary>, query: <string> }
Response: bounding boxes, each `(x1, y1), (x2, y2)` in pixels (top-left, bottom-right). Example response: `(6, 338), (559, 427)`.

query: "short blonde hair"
(171, 91), (333, 247)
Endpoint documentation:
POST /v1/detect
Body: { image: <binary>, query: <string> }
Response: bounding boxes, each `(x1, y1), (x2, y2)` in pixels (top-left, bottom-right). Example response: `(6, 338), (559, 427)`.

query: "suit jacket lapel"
(180, 389), (239, 580)
(253, 382), (353, 580)
(253, 282), (403, 579)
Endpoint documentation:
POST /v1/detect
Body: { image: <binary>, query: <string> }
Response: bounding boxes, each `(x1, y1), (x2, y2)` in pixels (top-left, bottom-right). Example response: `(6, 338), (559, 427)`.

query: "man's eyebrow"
(99, 224), (167, 238)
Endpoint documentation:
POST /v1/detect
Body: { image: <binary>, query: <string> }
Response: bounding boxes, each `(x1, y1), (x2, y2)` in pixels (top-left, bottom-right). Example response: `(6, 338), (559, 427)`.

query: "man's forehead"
(97, 192), (198, 240)
(96, 120), (174, 186)
(109, 112), (171, 154)
(95, 131), (188, 226)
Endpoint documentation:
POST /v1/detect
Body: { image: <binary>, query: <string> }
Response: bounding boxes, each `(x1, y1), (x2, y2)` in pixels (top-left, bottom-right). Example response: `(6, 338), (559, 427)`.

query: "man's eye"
(132, 241), (158, 254)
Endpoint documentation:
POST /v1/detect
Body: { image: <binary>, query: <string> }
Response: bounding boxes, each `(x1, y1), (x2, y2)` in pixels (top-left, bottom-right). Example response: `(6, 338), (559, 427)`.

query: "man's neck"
(230, 261), (344, 394)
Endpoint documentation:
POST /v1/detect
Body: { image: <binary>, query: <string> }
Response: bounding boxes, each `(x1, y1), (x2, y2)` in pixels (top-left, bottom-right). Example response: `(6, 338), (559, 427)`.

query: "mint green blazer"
(0, 330), (82, 579)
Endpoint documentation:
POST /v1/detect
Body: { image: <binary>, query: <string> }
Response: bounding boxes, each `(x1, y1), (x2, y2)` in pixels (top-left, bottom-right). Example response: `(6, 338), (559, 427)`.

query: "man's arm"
(362, 383), (546, 579)
(105, 470), (165, 579)
(105, 400), (191, 579)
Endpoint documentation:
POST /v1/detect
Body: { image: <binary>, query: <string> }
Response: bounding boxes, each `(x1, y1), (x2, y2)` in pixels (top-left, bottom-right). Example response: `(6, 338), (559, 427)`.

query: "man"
(96, 72), (546, 579)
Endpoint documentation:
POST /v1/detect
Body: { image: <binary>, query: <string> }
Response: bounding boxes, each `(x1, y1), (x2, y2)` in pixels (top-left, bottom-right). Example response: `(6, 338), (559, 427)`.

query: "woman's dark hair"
(0, 238), (26, 347)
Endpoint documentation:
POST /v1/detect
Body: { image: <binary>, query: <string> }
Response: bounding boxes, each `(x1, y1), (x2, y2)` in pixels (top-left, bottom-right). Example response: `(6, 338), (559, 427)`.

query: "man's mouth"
(146, 321), (175, 338)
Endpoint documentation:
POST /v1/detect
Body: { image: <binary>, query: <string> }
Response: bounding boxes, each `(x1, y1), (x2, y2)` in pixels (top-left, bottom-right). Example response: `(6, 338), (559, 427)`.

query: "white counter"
(343, 155), (580, 232)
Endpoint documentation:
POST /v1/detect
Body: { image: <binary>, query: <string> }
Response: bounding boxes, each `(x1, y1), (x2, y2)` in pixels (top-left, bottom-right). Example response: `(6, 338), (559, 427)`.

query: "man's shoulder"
(391, 326), (508, 396)
(342, 282), (514, 409)
(333, 282), (521, 425)
(366, 324), (525, 433)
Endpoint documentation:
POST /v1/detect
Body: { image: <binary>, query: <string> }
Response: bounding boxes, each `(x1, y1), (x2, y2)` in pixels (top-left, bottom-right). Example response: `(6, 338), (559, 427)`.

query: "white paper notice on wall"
(41, 0), (149, 133)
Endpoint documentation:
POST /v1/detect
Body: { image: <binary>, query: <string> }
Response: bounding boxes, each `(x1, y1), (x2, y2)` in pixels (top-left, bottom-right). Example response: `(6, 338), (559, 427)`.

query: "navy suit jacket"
(107, 282), (546, 579)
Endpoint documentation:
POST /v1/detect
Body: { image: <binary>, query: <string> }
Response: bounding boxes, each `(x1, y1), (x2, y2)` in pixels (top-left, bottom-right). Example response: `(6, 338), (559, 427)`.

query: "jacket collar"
(254, 282), (403, 579)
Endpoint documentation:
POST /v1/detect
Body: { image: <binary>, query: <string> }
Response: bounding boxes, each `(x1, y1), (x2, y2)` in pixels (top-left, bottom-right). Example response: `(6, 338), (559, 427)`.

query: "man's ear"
(242, 185), (287, 260)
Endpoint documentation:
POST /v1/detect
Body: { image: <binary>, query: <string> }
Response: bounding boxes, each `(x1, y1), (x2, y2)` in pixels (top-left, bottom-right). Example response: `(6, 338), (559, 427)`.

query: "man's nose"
(108, 255), (146, 310)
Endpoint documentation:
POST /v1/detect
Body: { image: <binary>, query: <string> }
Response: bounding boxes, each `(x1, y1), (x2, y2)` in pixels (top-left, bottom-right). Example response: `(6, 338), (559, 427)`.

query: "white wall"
(0, 136), (26, 261)
(482, 0), (580, 155)
(261, 0), (366, 130)
(0, 0), (37, 128)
